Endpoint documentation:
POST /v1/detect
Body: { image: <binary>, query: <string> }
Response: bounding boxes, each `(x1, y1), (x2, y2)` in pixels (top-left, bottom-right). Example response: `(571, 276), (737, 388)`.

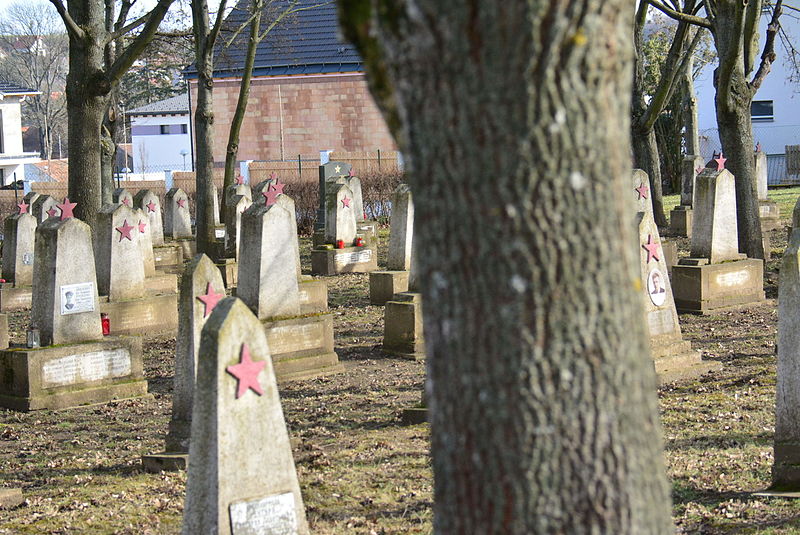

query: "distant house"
(127, 94), (192, 174)
(183, 1), (396, 164)
(694, 13), (800, 184)
(0, 81), (41, 186)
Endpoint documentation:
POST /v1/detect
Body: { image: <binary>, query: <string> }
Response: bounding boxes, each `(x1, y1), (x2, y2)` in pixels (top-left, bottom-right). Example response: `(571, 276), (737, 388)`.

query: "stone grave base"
(153, 243), (184, 269)
(401, 406), (428, 426)
(299, 279), (328, 314)
(0, 336), (147, 411)
(141, 451), (188, 473)
(311, 246), (378, 275)
(312, 229), (325, 248)
(0, 488), (23, 508)
(0, 284), (32, 312)
(652, 338), (721, 384)
(669, 206), (693, 238)
(383, 292), (425, 361)
(99, 293), (178, 336)
(369, 271), (409, 305)
(217, 258), (238, 288)
(262, 313), (343, 381)
(357, 220), (379, 247)
(760, 200), (780, 232)
(0, 314), (8, 350)
(662, 240), (678, 278)
(672, 258), (765, 314)
(146, 271), (178, 295)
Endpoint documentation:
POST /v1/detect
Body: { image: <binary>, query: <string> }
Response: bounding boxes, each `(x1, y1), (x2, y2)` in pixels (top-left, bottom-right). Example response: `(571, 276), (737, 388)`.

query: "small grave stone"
(0, 488), (24, 509)
(252, 173), (277, 197)
(387, 184), (414, 271)
(755, 149), (780, 230)
(2, 212), (36, 286)
(182, 297), (309, 535)
(226, 181), (252, 203)
(113, 188), (134, 208)
(134, 190), (165, 245)
(689, 168), (742, 264)
(756, 149), (769, 201)
(238, 200), (301, 320)
(670, 156), (704, 238)
(134, 208), (157, 277)
(323, 183), (356, 246)
(315, 161), (352, 234)
(22, 191), (40, 207)
(332, 173), (365, 222)
(212, 184), (221, 226)
(31, 217), (103, 345)
(773, 229), (800, 489)
(165, 188), (193, 239)
(224, 194), (252, 260)
(632, 169), (651, 216)
(95, 204), (145, 301)
(31, 195), (58, 223)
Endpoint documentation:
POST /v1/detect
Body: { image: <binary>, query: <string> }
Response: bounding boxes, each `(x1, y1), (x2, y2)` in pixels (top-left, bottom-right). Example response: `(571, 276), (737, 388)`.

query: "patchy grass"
(2, 196), (800, 533)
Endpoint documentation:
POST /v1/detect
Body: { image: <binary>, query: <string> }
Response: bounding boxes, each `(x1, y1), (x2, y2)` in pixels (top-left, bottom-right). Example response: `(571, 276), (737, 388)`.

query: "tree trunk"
(100, 130), (115, 205)
(340, 1), (673, 532)
(683, 55), (701, 156)
(632, 125), (668, 226)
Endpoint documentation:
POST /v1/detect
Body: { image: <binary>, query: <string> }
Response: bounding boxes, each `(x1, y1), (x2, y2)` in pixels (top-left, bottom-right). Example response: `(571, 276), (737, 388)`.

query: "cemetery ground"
(1, 190), (800, 534)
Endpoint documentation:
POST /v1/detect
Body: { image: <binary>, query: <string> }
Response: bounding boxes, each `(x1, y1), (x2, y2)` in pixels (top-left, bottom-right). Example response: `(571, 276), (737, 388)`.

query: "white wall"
(0, 96), (25, 156)
(130, 113), (191, 173)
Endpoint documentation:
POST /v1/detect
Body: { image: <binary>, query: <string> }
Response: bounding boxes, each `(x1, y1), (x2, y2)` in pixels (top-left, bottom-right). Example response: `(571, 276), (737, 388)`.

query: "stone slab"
(298, 279), (328, 315)
(401, 407), (428, 426)
(217, 258), (238, 288)
(153, 243), (184, 268)
(669, 206), (692, 239)
(369, 271), (410, 305)
(383, 292), (425, 360)
(173, 239), (196, 261)
(672, 259), (765, 314)
(753, 490), (800, 499)
(0, 286), (32, 312)
(311, 247), (378, 275)
(0, 336), (147, 411)
(261, 314), (343, 382)
(141, 452), (188, 473)
(145, 272), (178, 295)
(0, 488), (23, 509)
(0, 314), (8, 350)
(662, 240), (678, 279)
(760, 200), (781, 232)
(98, 293), (178, 336)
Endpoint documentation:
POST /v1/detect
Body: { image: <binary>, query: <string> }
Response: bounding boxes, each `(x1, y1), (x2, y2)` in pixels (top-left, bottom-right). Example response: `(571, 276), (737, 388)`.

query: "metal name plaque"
(335, 249), (372, 265)
(229, 492), (297, 535)
(59, 282), (95, 315)
(41, 349), (131, 387)
(215, 228), (226, 239)
(22, 252), (33, 265)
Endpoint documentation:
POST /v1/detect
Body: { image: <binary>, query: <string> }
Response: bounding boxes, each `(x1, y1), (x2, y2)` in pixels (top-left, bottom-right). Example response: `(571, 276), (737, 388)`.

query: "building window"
(180, 124), (188, 134)
(751, 100), (774, 121)
(160, 125), (170, 135)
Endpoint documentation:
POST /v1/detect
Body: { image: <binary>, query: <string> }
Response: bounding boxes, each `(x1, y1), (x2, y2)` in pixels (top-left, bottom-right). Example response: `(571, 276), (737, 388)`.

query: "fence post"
(378, 149), (381, 170)
(298, 154), (302, 181)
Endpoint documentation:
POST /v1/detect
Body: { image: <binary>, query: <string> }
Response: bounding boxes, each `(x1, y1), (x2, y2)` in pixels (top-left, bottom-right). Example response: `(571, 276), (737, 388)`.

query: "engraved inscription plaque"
(41, 349), (132, 387)
(60, 282), (95, 315)
(215, 228), (226, 239)
(335, 249), (372, 266)
(229, 492), (297, 535)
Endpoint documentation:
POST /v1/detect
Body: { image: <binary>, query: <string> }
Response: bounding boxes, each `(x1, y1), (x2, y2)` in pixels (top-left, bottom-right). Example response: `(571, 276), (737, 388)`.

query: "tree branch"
(751, 0), (783, 90)
(257, 2), (331, 42)
(47, 0), (85, 40)
(107, 12), (151, 43)
(647, 0), (713, 28)
(106, 0), (175, 84)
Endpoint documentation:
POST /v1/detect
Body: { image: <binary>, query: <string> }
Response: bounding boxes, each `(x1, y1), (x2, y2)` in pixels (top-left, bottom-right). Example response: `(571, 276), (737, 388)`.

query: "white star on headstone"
(334, 166), (341, 173)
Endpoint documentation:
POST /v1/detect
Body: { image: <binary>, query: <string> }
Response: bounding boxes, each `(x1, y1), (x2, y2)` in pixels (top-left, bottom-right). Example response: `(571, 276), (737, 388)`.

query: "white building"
(694, 11), (800, 184)
(0, 81), (41, 186)
(128, 94), (191, 175)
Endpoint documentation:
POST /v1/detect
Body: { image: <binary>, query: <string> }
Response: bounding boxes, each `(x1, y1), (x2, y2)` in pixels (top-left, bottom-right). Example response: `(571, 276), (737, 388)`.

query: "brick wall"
(189, 73), (397, 163)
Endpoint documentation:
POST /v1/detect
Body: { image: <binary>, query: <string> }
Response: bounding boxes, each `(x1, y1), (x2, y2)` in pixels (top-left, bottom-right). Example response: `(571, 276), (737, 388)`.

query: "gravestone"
(143, 254), (224, 472)
(164, 188), (193, 239)
(224, 194), (252, 260)
(252, 173), (278, 197)
(315, 161), (352, 234)
(755, 149), (780, 231)
(22, 191), (40, 208)
(113, 188), (134, 208)
(226, 181), (252, 203)
(632, 169), (651, 215)
(0, 488), (23, 508)
(672, 165), (764, 313)
(238, 201), (301, 320)
(2, 212), (36, 286)
(31, 195), (58, 223)
(32, 217), (103, 345)
(134, 208), (157, 277)
(370, 184), (414, 305)
(773, 229), (800, 489)
(95, 204), (145, 301)
(670, 156), (704, 238)
(182, 297), (309, 535)
(134, 190), (165, 245)
(212, 184), (221, 226)
(324, 183), (357, 245)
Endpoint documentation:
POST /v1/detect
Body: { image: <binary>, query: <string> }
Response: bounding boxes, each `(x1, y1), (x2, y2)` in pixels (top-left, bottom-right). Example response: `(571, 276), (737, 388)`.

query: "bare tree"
(47, 0), (174, 226)
(0, 1), (68, 161)
(340, 0), (673, 532)
(650, 0), (785, 259)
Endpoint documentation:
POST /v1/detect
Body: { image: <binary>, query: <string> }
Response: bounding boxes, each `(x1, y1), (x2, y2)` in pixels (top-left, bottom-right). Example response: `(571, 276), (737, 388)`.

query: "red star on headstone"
(756, 142), (762, 152)
(138, 219), (147, 234)
(177, 198), (187, 209)
(268, 179), (285, 195)
(341, 196), (351, 208)
(116, 219), (134, 242)
(46, 207), (58, 218)
(714, 153), (727, 171)
(56, 198), (77, 220)
(348, 168), (355, 177)
(263, 188), (281, 206)
(17, 201), (28, 215)
(146, 201), (156, 213)
(226, 343), (265, 399)
(635, 183), (649, 200)
(196, 282), (224, 318)
(234, 175), (245, 185)
(121, 197), (131, 206)
(695, 166), (705, 175)
(269, 171), (277, 180)
(642, 234), (661, 264)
